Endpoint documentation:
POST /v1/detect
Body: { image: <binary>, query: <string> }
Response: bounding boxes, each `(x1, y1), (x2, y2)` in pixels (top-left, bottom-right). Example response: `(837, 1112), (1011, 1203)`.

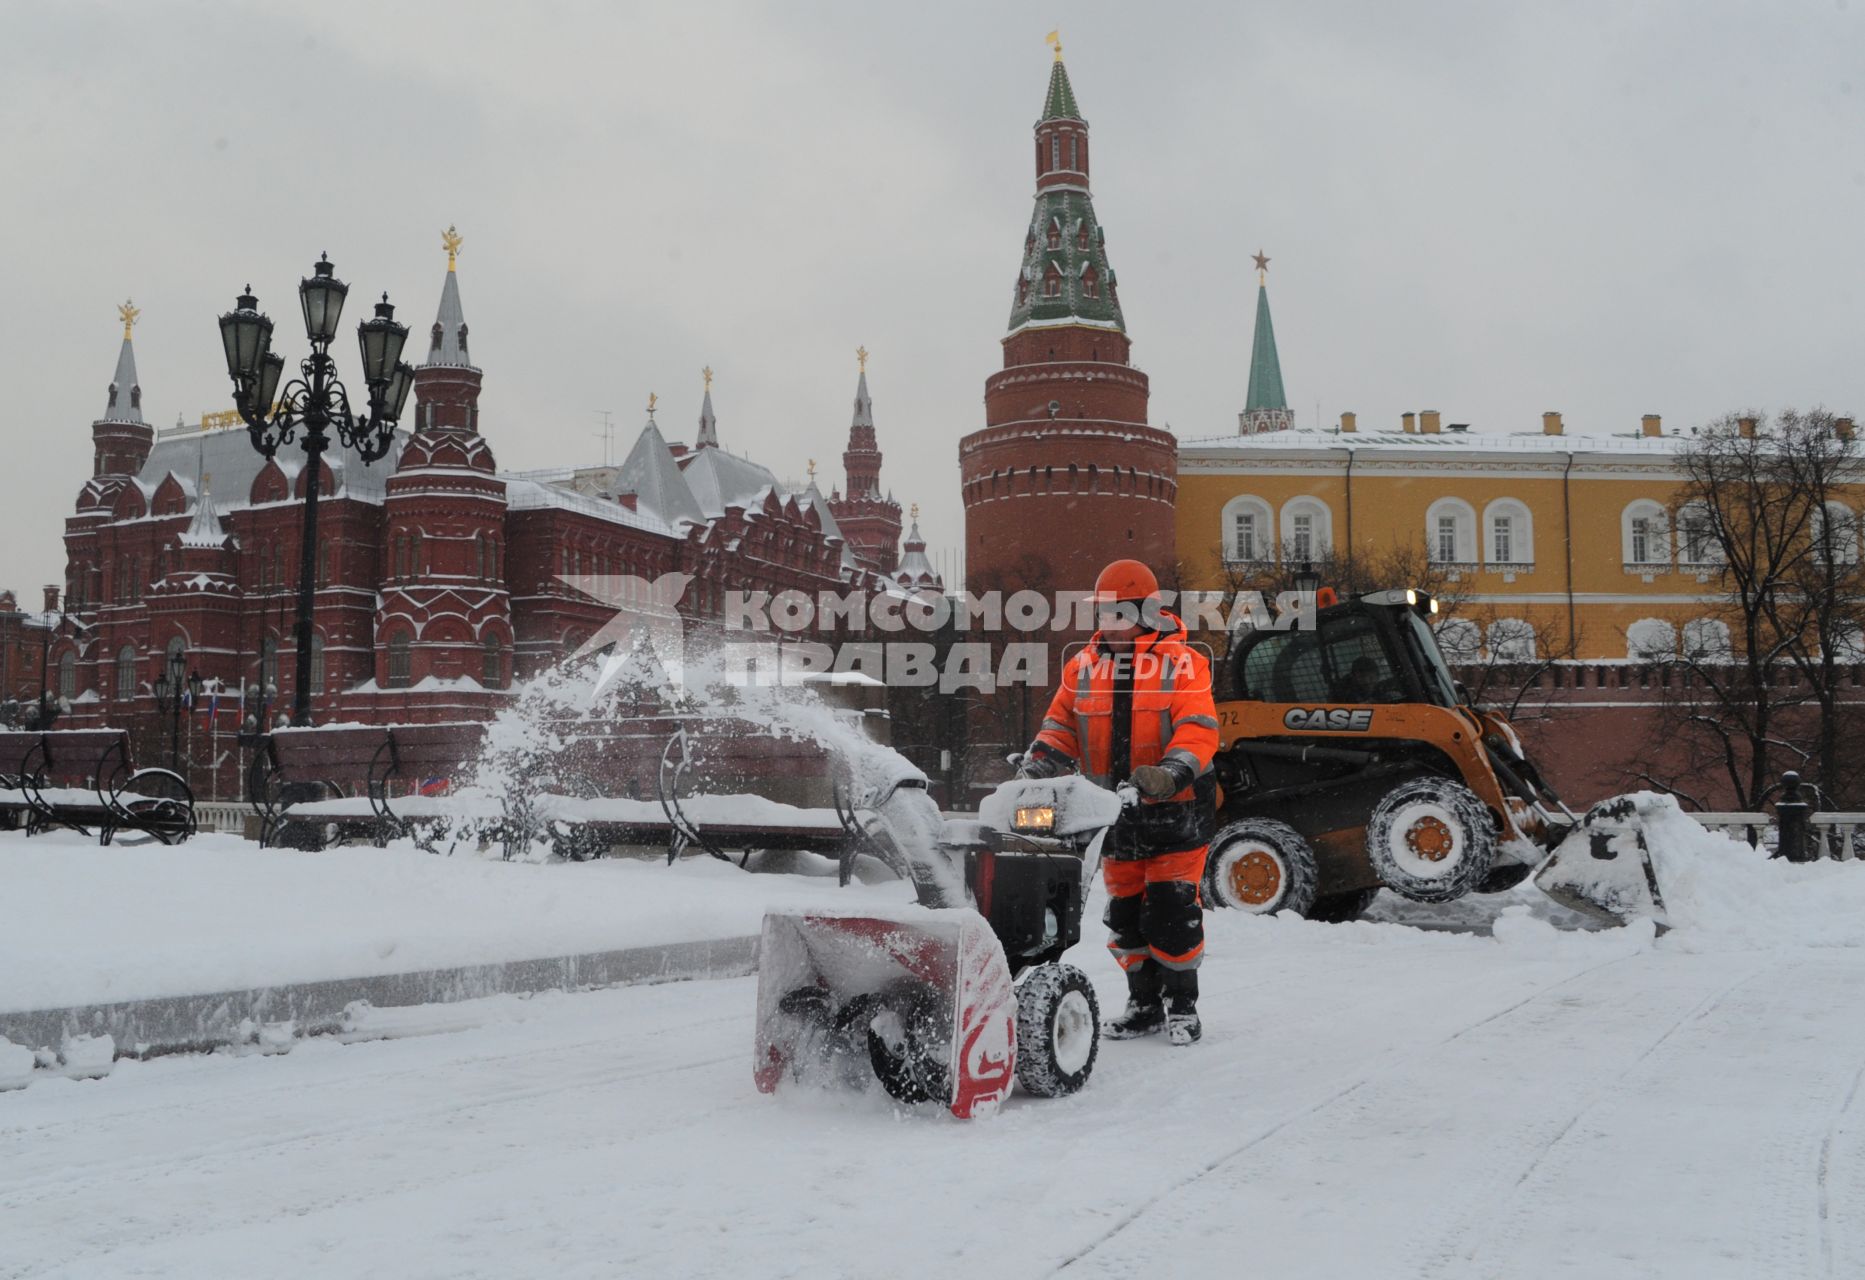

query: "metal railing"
(1694, 772), (1863, 861)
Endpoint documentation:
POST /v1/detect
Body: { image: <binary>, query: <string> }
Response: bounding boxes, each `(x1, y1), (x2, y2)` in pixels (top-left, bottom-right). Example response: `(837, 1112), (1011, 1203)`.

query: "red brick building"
(46, 244), (931, 754)
(960, 51), (1178, 600)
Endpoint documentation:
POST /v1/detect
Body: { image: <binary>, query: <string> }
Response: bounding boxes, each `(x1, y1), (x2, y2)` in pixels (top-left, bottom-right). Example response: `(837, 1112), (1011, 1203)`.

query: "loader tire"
(1015, 963), (1099, 1098)
(1203, 818), (1320, 916)
(1307, 886), (1381, 923)
(1366, 777), (1497, 903)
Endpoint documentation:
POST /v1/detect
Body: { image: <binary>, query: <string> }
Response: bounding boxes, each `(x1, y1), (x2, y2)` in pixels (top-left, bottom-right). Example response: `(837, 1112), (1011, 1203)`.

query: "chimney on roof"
(1837, 417), (1855, 441)
(1542, 411), (1563, 436)
(617, 492), (638, 512)
(1738, 416), (1758, 439)
(1641, 414), (1662, 438)
(1340, 411), (1357, 434)
(1401, 411), (1417, 434)
(1420, 409), (1442, 434)
(42, 585), (59, 613)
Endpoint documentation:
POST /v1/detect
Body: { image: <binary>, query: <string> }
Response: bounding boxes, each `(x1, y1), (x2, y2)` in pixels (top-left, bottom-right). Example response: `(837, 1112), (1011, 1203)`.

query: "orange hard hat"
(1093, 558), (1160, 603)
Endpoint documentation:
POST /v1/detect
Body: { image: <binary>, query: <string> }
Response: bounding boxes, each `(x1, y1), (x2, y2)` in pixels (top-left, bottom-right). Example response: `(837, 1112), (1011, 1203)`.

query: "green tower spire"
(1241, 252), (1294, 433)
(1007, 48), (1123, 336)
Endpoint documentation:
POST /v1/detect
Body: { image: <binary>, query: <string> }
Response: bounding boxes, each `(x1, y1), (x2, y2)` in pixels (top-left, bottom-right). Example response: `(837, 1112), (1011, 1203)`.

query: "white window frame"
(1279, 497), (1333, 562)
(1481, 498), (1535, 566)
(1682, 618), (1733, 661)
(1487, 618), (1537, 662)
(1622, 500), (1670, 567)
(1819, 502), (1859, 565)
(1220, 495), (1274, 563)
(1423, 498), (1477, 565)
(1677, 501), (1721, 567)
(1626, 618), (1678, 661)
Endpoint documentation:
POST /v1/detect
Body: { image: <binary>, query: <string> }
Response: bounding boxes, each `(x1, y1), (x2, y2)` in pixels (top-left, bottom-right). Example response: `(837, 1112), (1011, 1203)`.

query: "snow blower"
(754, 774), (1120, 1118)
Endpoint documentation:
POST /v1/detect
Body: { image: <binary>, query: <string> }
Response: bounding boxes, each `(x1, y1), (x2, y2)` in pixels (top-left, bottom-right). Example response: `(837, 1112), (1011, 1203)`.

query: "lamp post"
(152, 651), (203, 772)
(1293, 561), (1320, 601)
(218, 255), (413, 727)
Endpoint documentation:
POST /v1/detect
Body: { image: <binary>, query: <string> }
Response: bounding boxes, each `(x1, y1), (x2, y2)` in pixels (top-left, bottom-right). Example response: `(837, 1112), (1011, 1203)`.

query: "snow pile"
(1629, 793), (1865, 949)
(0, 1036), (34, 1090)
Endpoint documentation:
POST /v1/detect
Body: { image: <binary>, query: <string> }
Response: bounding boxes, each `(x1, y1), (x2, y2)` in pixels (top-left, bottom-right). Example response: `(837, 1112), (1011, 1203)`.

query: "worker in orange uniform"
(1018, 559), (1221, 1045)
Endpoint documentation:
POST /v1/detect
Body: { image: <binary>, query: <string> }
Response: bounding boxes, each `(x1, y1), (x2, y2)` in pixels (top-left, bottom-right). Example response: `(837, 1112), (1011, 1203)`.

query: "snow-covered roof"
(1179, 425), (1690, 457)
(680, 445), (785, 520)
(614, 420), (706, 527)
(137, 423), (410, 509)
(503, 477), (676, 536)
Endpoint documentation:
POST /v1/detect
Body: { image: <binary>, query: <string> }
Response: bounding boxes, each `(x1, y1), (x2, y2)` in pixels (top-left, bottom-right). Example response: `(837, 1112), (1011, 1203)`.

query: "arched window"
(1677, 501), (1720, 566)
(477, 532), (489, 579)
(1434, 618), (1482, 664)
(310, 632), (326, 694)
(386, 633), (412, 688)
(1627, 618), (1677, 661)
(1046, 218), (1061, 251)
(1683, 618), (1733, 661)
(1482, 498), (1534, 565)
(1220, 495), (1274, 563)
(1487, 619), (1537, 661)
(261, 635), (279, 692)
(410, 529), (423, 575)
(57, 650), (76, 700)
(1280, 498), (1333, 562)
(1623, 500), (1670, 566)
(115, 644), (137, 700)
(1818, 502), (1859, 565)
(317, 540), (332, 586)
(1425, 498), (1477, 565)
(482, 633), (505, 688)
(1069, 135), (1078, 171)
(1081, 267), (1098, 299)
(1050, 135), (1059, 171)
(1043, 268), (1062, 299)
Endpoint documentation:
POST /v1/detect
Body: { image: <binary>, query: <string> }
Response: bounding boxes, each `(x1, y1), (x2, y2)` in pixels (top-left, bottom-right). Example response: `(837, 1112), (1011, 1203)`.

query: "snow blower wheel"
(1365, 776), (1497, 903)
(864, 980), (952, 1106)
(1203, 818), (1320, 915)
(1014, 963), (1100, 1098)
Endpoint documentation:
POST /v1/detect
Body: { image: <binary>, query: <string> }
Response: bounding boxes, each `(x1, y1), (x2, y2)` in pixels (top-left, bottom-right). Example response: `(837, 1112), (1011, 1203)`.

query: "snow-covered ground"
(0, 832), (909, 1012)
(5, 806), (1865, 1278)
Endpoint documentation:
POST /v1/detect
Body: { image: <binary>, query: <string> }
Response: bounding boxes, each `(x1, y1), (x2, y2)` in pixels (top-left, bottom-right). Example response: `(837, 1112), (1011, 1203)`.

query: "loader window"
(1235, 612), (1405, 703)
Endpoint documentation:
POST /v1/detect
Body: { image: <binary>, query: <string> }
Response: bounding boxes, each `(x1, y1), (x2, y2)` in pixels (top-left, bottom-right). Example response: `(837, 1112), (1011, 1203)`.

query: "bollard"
(1773, 770), (1812, 863)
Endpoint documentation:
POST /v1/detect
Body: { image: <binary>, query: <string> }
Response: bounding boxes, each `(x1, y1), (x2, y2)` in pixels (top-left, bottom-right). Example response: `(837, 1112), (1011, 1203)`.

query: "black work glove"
(1017, 742), (1068, 779)
(1130, 760), (1192, 799)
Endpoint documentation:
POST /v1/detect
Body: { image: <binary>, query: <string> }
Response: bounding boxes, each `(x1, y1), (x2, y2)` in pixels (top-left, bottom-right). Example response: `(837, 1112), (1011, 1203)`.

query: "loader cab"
(1229, 592), (1459, 710)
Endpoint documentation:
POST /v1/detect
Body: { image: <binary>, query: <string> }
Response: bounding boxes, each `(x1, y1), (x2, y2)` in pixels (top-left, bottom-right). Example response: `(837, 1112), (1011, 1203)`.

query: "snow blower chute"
(754, 774), (1121, 1118)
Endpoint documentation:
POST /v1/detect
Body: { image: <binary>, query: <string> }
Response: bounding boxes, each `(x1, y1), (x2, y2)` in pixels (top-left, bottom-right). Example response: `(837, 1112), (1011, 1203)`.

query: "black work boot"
(1162, 968), (1201, 1047)
(1104, 961), (1165, 1039)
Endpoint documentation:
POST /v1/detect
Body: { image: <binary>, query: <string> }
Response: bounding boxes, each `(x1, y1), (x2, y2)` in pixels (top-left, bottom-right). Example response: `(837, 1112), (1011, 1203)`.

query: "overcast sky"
(2, 0), (1861, 597)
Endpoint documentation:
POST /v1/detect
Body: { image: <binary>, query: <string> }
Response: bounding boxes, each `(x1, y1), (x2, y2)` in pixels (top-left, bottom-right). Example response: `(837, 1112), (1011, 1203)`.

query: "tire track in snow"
(1047, 949), (1646, 1276)
(1421, 954), (1782, 1280)
(1455, 954), (1865, 1280)
(1821, 1060), (1865, 1278)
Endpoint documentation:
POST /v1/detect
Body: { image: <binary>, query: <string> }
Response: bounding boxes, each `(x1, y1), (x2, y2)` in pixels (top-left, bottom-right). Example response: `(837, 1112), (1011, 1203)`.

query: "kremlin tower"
(1238, 252), (1294, 434)
(959, 41), (1177, 597)
(826, 347), (902, 574)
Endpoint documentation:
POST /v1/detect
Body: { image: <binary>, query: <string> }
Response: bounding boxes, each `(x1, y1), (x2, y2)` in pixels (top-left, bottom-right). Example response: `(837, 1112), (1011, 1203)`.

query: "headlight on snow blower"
(1013, 805), (1057, 834)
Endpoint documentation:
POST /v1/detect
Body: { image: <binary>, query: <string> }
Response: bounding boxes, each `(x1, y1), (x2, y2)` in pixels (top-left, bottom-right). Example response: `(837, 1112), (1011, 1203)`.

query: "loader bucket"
(753, 908), (1017, 1119)
(1532, 795), (1669, 927)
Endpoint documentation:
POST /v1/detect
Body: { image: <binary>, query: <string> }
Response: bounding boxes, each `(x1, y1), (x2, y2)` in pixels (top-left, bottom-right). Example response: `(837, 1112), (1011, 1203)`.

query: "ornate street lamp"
(217, 255), (413, 726)
(1293, 561), (1320, 601)
(152, 650), (203, 772)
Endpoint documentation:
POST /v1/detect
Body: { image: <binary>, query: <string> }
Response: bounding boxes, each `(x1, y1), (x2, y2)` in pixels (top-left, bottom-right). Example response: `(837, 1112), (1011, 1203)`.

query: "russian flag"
(418, 777), (451, 797)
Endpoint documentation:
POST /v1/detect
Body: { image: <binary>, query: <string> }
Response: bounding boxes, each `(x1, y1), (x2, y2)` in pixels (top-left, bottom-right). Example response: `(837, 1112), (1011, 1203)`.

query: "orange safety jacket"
(1032, 611), (1220, 802)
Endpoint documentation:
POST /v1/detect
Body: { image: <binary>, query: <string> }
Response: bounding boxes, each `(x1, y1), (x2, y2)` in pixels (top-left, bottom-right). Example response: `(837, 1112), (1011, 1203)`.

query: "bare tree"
(1627, 411), (1863, 808)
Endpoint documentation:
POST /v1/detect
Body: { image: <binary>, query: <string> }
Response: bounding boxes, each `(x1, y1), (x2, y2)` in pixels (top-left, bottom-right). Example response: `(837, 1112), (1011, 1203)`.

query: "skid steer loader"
(1200, 587), (1661, 925)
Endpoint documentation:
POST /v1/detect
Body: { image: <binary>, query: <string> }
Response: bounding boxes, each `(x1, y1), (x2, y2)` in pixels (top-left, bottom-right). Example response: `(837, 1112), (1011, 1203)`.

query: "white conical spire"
(425, 225), (472, 367)
(101, 301), (143, 423)
(617, 411), (706, 527)
(178, 484), (227, 548)
(697, 367), (718, 449)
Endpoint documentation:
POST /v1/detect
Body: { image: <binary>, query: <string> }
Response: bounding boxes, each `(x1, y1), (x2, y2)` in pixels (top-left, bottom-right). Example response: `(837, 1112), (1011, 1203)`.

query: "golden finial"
(647, 391), (658, 418)
(807, 458), (817, 481)
(1252, 249), (1270, 286)
(1045, 28), (1062, 61)
(910, 502), (920, 521)
(118, 299), (140, 339)
(442, 224), (463, 272)
(856, 345), (868, 373)
(702, 365), (713, 391)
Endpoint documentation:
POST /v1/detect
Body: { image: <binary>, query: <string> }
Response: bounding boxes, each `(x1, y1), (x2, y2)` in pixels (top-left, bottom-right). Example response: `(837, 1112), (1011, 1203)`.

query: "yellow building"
(1175, 408), (1859, 662)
